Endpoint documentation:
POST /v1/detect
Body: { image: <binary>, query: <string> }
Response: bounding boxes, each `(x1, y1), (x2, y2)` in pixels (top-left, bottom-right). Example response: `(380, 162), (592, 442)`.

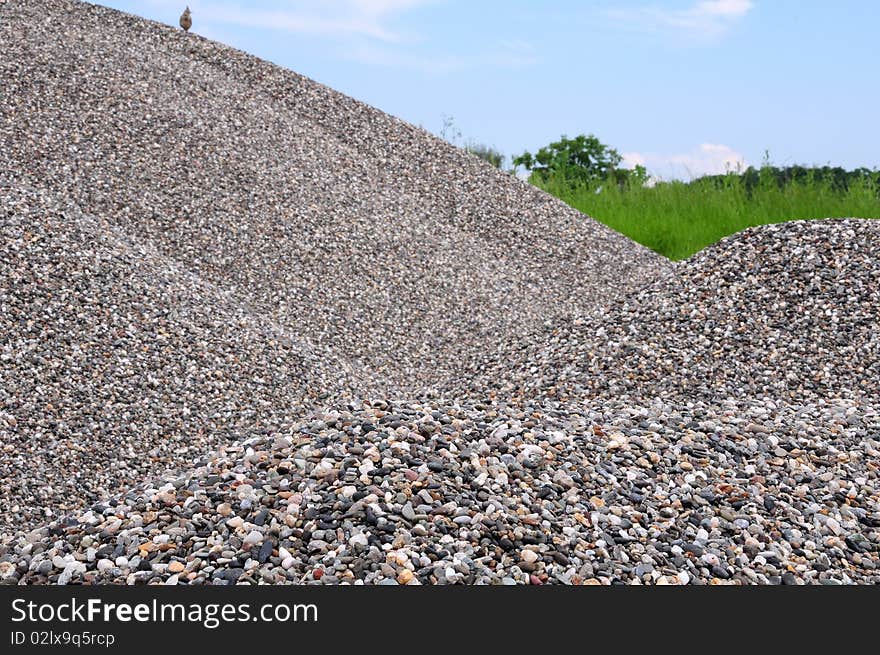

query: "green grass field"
(536, 171), (880, 261)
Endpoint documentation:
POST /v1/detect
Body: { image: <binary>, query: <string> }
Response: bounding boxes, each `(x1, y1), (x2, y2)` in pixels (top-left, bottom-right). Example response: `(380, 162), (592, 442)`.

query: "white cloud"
(345, 44), (466, 73)
(623, 152), (647, 167)
(623, 143), (746, 179)
(148, 0), (436, 42)
(692, 0), (753, 17)
(607, 0), (753, 43)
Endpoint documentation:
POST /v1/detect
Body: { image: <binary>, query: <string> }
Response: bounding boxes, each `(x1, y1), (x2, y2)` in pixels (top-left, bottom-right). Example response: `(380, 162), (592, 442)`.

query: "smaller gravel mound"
(466, 220), (880, 404)
(4, 397), (878, 585)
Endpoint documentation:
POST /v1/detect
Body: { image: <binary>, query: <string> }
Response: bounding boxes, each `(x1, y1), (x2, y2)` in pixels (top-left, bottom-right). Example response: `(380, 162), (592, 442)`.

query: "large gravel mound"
(0, 0), (666, 390)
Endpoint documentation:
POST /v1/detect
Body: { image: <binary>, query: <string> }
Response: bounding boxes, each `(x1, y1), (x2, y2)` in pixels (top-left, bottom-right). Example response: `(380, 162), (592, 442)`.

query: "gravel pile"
(1, 0), (877, 585)
(463, 219), (880, 405)
(0, 0), (664, 534)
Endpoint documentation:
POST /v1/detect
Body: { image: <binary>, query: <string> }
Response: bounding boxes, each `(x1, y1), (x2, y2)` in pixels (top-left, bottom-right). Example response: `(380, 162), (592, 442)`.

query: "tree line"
(455, 124), (878, 194)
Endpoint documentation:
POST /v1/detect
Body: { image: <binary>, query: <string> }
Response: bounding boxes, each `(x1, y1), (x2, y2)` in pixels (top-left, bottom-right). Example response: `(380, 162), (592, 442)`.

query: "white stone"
(349, 533), (369, 548)
(826, 517), (843, 535)
(312, 460), (335, 478)
(701, 553), (720, 566)
(521, 549), (539, 564)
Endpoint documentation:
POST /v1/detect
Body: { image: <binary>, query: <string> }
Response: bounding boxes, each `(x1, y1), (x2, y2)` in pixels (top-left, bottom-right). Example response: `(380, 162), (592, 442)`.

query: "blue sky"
(96, 1), (879, 179)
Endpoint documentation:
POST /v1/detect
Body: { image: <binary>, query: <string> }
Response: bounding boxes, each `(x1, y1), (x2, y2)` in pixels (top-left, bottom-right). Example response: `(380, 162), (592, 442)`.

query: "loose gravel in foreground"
(0, 0), (878, 585)
(5, 398), (879, 586)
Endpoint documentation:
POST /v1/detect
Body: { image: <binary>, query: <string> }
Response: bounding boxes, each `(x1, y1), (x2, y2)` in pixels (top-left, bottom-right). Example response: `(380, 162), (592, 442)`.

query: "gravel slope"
(4, 216), (877, 585)
(0, 0), (877, 585)
(0, 183), (369, 530)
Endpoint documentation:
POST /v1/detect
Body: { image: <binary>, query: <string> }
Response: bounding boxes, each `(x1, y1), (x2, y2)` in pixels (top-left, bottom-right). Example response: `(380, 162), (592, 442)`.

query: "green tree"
(610, 163), (649, 188)
(513, 134), (624, 186)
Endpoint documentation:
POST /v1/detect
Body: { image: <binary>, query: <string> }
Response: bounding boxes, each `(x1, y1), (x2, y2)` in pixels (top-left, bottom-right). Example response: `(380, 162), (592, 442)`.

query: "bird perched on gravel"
(179, 6), (192, 32)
